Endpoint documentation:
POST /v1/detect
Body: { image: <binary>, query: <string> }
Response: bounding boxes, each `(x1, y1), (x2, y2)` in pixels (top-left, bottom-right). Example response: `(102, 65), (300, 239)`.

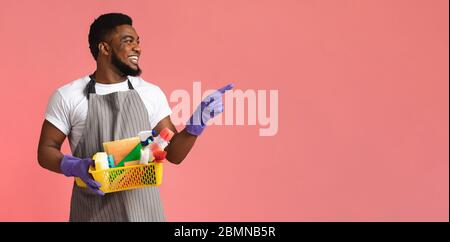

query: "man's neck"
(93, 64), (127, 84)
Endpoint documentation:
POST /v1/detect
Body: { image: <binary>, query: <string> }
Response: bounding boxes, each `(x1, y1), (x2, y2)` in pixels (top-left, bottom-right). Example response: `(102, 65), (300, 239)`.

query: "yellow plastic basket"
(75, 162), (163, 193)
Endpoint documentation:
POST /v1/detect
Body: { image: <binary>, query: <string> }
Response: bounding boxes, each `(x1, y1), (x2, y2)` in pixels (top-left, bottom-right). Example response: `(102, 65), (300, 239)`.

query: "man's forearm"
(165, 129), (197, 165)
(38, 146), (64, 174)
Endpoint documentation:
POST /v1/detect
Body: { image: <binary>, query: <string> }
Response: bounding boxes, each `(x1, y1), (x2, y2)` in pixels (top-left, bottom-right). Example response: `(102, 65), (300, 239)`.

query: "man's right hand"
(60, 155), (104, 196)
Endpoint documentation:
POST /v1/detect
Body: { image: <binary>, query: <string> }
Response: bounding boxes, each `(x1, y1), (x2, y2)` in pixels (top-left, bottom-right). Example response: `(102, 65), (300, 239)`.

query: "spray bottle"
(150, 128), (175, 162)
(152, 128), (174, 150)
(138, 131), (154, 165)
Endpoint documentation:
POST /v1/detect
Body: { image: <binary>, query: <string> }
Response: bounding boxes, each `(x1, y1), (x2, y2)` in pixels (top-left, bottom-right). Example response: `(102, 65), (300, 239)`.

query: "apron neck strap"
(85, 76), (135, 99)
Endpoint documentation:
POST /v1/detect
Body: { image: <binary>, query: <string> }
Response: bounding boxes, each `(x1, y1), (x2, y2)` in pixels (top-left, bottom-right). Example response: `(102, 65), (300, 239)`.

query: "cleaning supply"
(108, 155), (115, 168)
(140, 145), (153, 164)
(152, 128), (175, 150)
(139, 130), (154, 147)
(153, 150), (167, 162)
(94, 152), (109, 170)
(138, 131), (155, 165)
(103, 137), (140, 166)
(146, 128), (174, 162)
(116, 143), (142, 167)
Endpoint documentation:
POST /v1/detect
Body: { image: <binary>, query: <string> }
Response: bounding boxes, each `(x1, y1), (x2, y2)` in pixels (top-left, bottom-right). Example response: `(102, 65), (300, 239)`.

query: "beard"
(111, 50), (142, 77)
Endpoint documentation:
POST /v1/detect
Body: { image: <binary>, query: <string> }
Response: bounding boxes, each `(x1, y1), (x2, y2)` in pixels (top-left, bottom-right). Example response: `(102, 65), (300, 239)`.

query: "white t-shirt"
(45, 75), (172, 153)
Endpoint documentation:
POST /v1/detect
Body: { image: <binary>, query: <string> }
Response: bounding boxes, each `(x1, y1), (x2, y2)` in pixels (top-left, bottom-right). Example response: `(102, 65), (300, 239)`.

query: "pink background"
(0, 0), (448, 221)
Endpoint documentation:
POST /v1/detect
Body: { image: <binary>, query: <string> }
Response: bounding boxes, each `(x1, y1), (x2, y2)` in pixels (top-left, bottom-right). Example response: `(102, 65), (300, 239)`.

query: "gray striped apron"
(69, 77), (165, 222)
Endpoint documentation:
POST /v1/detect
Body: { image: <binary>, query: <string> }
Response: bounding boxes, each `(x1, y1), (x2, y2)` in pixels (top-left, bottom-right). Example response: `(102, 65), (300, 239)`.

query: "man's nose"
(133, 43), (141, 54)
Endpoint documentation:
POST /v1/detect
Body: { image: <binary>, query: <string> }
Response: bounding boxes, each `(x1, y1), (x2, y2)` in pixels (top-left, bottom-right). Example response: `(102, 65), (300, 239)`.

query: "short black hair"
(88, 13), (132, 60)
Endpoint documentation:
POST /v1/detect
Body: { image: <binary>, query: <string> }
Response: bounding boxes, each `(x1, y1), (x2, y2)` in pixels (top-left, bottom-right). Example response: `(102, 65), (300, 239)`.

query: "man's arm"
(153, 83), (233, 165)
(153, 116), (197, 165)
(37, 120), (66, 173)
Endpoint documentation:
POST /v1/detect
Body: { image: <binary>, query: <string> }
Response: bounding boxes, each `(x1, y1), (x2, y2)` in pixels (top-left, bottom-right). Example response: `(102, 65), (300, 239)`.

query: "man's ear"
(98, 42), (110, 56)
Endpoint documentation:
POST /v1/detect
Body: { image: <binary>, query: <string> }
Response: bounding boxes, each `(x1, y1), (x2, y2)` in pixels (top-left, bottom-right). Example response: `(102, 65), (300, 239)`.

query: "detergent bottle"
(138, 131), (154, 165)
(152, 128), (175, 150)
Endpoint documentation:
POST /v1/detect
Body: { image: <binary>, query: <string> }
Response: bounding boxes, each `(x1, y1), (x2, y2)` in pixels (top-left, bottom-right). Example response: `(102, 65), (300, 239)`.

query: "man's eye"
(125, 39), (133, 43)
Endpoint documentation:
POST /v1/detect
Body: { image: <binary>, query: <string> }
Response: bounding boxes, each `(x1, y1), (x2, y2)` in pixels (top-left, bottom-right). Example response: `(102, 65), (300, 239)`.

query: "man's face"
(107, 25), (142, 76)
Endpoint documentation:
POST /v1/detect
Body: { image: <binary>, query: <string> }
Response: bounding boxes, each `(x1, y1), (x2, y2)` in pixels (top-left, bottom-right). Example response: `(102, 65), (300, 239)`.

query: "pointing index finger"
(217, 83), (234, 94)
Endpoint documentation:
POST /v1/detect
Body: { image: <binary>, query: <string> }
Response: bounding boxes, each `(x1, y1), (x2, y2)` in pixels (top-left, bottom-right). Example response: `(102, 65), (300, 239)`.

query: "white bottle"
(153, 136), (169, 150)
(140, 146), (155, 164)
(138, 131), (154, 165)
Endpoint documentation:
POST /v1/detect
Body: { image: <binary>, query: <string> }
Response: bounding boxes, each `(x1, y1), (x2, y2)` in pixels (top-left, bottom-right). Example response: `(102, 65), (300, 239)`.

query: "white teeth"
(129, 56), (139, 64)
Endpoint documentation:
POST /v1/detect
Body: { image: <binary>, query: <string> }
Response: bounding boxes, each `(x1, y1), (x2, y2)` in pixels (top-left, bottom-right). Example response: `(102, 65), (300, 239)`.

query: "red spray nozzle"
(153, 150), (167, 161)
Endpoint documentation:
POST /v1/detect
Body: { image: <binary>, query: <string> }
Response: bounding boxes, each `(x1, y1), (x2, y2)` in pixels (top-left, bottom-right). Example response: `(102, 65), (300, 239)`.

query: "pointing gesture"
(217, 83), (234, 94)
(186, 83), (234, 136)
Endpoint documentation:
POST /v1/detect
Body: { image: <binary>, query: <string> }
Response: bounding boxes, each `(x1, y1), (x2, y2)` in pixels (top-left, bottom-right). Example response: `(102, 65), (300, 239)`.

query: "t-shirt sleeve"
(149, 86), (172, 129)
(44, 90), (71, 135)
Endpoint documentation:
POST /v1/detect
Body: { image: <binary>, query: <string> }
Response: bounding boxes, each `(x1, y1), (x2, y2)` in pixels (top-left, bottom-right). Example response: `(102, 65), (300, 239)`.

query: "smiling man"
(37, 13), (232, 222)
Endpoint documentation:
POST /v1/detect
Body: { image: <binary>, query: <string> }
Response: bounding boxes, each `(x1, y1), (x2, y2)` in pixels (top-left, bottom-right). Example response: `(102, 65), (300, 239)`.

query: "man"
(37, 13), (232, 222)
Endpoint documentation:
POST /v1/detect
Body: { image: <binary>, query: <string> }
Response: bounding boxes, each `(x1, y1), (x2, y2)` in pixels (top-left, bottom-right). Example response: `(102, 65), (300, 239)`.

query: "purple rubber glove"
(60, 155), (104, 196)
(186, 83), (234, 136)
